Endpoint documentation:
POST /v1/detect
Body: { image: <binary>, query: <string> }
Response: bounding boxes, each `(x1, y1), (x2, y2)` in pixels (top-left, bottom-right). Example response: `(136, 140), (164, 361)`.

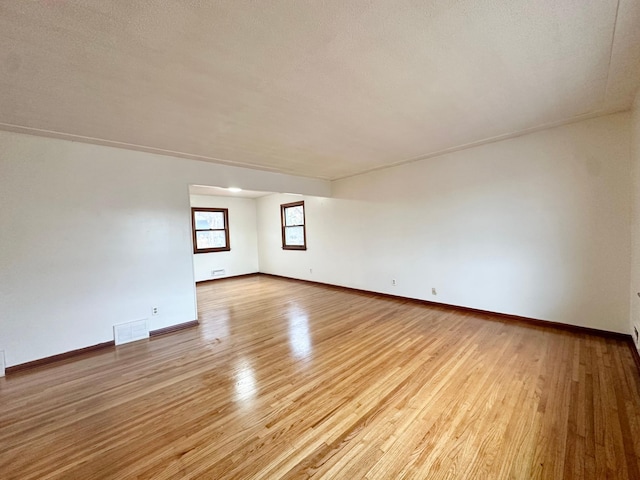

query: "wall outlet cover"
(0, 350), (5, 377)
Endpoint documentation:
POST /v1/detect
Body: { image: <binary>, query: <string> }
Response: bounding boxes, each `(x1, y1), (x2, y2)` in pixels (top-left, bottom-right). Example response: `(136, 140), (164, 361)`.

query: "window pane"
(284, 206), (304, 226)
(196, 230), (227, 249)
(285, 226), (305, 246)
(194, 211), (225, 230)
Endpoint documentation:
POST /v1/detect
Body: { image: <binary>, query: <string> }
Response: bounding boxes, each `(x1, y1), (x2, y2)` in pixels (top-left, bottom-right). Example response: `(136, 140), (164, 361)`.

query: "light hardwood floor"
(2, 275), (640, 479)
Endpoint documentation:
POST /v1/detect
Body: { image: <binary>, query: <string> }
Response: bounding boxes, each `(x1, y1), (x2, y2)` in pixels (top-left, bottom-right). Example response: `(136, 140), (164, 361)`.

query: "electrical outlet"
(212, 269), (225, 276)
(432, 288), (437, 295)
(392, 279), (397, 286)
(152, 306), (159, 316)
(309, 268), (313, 274)
(0, 350), (5, 377)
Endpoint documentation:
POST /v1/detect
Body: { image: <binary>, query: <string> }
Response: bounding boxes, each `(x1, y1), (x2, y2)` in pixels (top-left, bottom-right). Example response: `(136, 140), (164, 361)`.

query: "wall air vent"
(114, 319), (149, 346)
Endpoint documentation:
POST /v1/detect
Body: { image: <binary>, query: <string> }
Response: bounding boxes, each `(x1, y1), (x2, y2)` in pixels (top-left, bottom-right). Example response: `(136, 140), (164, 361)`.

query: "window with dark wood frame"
(281, 201), (306, 250)
(192, 207), (230, 254)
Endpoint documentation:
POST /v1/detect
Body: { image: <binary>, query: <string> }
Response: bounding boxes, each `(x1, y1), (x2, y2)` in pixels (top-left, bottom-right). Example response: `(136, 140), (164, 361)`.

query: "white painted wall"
(258, 113), (632, 333)
(0, 110), (632, 368)
(0, 131), (329, 368)
(630, 90), (640, 349)
(190, 195), (259, 281)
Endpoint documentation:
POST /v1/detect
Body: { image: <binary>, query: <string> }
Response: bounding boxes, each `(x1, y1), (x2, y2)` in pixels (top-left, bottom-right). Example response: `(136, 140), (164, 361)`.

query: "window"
(281, 201), (306, 250)
(192, 207), (230, 253)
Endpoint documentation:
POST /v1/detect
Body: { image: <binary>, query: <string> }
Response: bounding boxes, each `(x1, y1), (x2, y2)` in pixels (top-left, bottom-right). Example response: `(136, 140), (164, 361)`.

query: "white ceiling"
(189, 185), (270, 199)
(1, 1), (639, 180)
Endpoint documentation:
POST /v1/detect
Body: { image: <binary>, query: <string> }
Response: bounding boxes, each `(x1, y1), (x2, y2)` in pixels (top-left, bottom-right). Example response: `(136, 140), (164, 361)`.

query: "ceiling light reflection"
(287, 304), (312, 360)
(234, 359), (256, 404)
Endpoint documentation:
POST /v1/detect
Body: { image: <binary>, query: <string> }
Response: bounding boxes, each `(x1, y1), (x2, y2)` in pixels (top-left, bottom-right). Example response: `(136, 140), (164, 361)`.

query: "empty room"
(3, 1), (640, 479)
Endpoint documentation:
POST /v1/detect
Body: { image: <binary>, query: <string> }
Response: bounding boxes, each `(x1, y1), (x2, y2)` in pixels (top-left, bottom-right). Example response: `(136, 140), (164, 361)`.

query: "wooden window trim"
(280, 201), (307, 250)
(192, 207), (231, 254)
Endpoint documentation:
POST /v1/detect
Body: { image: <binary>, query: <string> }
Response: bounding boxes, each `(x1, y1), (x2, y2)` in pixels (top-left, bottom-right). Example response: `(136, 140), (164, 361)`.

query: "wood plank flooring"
(2, 275), (640, 479)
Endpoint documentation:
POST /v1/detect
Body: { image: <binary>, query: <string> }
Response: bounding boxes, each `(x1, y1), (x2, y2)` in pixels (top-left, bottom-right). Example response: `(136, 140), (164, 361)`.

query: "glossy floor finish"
(2, 276), (640, 479)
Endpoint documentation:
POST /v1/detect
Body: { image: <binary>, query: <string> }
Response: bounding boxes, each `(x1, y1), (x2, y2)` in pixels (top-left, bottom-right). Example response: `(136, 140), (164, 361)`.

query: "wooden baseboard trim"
(196, 272), (259, 285)
(6, 320), (200, 376)
(259, 273), (631, 342)
(8, 275), (631, 376)
(6, 340), (116, 375)
(150, 320), (199, 337)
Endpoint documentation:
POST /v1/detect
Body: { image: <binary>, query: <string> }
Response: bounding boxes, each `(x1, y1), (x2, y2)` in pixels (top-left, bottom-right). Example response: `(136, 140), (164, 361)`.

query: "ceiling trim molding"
(603, 0), (622, 103)
(0, 122), (330, 181)
(334, 107), (630, 181)
(0, 106), (631, 183)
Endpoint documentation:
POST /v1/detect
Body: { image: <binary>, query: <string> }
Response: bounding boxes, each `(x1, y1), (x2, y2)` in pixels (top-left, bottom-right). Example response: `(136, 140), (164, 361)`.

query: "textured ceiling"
(1, 1), (640, 180)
